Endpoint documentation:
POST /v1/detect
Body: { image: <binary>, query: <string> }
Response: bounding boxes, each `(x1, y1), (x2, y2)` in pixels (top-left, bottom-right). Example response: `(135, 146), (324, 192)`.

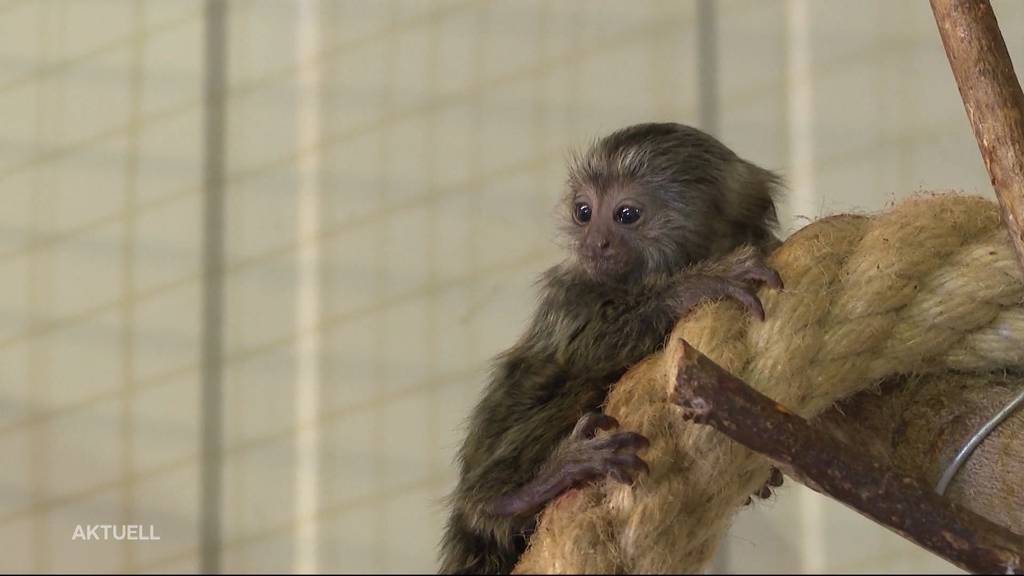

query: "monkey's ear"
(723, 160), (782, 239)
(564, 136), (607, 194)
(565, 146), (587, 191)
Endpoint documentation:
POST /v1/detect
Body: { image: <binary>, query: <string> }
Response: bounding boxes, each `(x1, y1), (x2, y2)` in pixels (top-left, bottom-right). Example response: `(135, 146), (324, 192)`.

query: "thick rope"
(514, 193), (1024, 574)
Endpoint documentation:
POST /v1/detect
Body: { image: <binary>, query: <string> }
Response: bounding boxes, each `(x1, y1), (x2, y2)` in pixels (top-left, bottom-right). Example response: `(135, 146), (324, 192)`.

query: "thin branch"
(671, 340), (1024, 575)
(931, 0), (1024, 275)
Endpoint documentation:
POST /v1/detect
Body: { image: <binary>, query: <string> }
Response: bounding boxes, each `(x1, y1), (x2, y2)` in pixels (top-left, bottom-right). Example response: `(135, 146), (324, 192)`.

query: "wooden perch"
(931, 0), (1024, 273)
(671, 340), (1024, 575)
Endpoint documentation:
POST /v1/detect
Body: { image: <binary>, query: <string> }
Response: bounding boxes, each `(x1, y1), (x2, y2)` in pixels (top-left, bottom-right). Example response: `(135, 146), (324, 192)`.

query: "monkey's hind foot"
(487, 412), (649, 518)
(745, 467), (785, 505)
(563, 411), (650, 486)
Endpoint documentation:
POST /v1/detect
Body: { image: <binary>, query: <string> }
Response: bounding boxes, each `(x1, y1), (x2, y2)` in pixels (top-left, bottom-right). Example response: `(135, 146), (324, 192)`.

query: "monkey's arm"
(563, 246), (782, 378)
(669, 244), (783, 321)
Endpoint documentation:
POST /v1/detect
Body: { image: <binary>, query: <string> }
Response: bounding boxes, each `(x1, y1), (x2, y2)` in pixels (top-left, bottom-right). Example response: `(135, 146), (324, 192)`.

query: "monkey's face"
(566, 186), (659, 281)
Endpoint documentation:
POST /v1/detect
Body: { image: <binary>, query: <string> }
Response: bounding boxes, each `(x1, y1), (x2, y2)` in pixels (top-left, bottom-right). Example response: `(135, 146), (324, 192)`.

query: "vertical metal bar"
(200, 0), (228, 573)
(294, 0), (323, 572)
(29, 3), (57, 571)
(786, 0), (817, 225)
(785, 0), (825, 571)
(696, 0), (719, 137)
(696, 2), (724, 571)
(120, 0), (146, 572)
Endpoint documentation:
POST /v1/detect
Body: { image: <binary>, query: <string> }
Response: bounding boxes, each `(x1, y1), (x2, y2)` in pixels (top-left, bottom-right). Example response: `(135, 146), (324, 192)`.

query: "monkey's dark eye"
(573, 202), (592, 224)
(614, 205), (641, 225)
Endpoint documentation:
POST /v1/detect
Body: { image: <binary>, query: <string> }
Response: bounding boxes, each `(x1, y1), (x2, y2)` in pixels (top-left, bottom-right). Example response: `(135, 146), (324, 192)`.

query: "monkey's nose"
(598, 239), (610, 250)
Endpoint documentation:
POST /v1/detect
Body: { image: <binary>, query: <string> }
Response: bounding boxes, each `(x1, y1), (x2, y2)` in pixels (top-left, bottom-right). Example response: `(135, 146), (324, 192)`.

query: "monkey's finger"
(592, 414), (619, 432)
(607, 467), (634, 485)
(571, 412), (619, 439)
(726, 284), (766, 321)
(760, 267), (784, 290)
(768, 467), (784, 487)
(603, 463), (636, 485)
(608, 453), (650, 477)
(570, 413), (610, 440)
(738, 263), (784, 290)
(595, 431), (649, 452)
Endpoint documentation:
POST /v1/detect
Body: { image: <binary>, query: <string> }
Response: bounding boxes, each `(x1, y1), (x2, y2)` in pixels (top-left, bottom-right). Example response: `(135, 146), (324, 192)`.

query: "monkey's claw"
(587, 431), (650, 485)
(682, 274), (767, 321)
(571, 411), (619, 440)
(683, 255), (783, 322)
(727, 254), (784, 291)
(570, 413), (649, 483)
(559, 418), (650, 487)
(723, 279), (767, 321)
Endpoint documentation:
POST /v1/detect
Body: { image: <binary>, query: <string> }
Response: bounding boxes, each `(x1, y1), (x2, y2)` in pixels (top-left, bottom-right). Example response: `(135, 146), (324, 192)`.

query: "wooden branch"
(931, 0), (1024, 274)
(671, 340), (1024, 575)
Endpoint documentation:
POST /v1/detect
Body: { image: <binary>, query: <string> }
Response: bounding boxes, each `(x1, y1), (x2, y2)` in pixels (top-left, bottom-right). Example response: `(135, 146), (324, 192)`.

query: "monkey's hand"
(675, 250), (783, 321)
(488, 412), (649, 518)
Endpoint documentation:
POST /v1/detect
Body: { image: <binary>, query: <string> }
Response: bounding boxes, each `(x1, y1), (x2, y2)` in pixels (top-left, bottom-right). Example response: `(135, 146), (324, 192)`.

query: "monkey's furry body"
(439, 123), (782, 574)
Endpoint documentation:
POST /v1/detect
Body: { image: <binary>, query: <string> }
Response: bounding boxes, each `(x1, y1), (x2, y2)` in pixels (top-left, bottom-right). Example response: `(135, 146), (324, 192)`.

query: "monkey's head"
(563, 122), (781, 283)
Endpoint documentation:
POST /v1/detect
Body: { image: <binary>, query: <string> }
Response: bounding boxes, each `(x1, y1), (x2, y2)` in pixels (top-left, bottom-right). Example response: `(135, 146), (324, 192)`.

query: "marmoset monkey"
(439, 123), (784, 574)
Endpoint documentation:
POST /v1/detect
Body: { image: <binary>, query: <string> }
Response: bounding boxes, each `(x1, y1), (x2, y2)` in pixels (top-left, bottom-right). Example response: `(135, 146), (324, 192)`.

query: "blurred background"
(0, 0), (1021, 572)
